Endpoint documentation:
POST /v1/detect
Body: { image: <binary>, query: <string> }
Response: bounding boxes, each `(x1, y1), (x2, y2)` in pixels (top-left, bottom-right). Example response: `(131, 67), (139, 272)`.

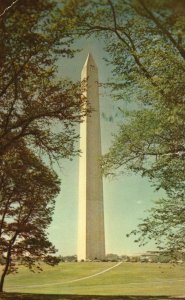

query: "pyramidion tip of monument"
(85, 52), (97, 68)
(87, 51), (93, 60)
(81, 52), (98, 80)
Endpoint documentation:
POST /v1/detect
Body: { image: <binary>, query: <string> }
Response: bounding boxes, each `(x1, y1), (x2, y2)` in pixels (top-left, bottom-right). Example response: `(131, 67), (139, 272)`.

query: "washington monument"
(77, 53), (105, 261)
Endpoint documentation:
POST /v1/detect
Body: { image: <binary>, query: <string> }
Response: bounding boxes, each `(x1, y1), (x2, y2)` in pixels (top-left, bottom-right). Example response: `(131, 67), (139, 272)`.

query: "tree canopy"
(0, 0), (86, 161)
(0, 0), (87, 291)
(0, 142), (60, 292)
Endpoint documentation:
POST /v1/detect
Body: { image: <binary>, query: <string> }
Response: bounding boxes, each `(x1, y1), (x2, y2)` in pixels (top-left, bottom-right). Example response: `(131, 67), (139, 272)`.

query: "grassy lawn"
(0, 262), (185, 298)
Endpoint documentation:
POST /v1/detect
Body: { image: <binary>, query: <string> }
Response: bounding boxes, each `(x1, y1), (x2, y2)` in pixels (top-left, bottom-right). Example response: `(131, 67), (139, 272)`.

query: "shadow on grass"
(0, 293), (185, 300)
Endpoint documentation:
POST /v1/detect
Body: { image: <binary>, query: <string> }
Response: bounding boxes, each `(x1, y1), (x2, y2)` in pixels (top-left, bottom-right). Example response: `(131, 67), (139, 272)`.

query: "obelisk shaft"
(77, 53), (105, 261)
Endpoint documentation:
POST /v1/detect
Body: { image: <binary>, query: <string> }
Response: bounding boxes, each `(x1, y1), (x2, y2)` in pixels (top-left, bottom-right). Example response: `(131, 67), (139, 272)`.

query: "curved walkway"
(7, 262), (123, 290)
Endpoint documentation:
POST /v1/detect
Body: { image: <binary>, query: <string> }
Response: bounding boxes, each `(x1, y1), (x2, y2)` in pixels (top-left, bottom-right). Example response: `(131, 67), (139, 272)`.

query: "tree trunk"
(0, 233), (17, 292)
(0, 251), (11, 292)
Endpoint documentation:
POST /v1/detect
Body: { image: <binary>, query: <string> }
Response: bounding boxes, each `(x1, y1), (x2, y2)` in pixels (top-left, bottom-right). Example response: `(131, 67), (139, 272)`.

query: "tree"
(62, 0), (185, 251)
(0, 143), (60, 292)
(0, 2), (89, 290)
(106, 253), (120, 262)
(128, 195), (185, 255)
(0, 0), (86, 161)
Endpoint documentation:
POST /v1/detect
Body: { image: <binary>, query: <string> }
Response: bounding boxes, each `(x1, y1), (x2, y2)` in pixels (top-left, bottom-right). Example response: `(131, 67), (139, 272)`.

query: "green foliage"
(0, 0), (86, 161)
(0, 143), (61, 291)
(129, 195), (185, 253)
(0, 1), (89, 291)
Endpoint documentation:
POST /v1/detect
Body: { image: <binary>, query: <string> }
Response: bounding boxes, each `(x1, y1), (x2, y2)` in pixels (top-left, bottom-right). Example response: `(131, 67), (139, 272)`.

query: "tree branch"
(0, 55), (32, 99)
(107, 0), (159, 84)
(137, 0), (185, 60)
(0, 0), (20, 18)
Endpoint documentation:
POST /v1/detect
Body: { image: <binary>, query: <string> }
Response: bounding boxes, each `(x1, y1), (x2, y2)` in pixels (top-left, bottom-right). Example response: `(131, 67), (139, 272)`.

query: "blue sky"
(48, 37), (163, 256)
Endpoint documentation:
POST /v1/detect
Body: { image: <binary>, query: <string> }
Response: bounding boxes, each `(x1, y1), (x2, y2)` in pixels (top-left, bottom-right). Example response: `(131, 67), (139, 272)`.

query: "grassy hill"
(1, 262), (185, 298)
